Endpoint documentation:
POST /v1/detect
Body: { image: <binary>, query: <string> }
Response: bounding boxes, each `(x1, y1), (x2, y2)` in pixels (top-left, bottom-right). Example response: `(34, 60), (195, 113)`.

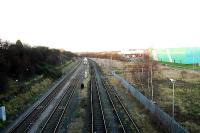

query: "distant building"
(152, 47), (200, 64)
(118, 49), (146, 61)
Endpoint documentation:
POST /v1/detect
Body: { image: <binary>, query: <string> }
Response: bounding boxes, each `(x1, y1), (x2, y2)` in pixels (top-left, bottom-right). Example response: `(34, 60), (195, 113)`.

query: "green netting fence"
(153, 47), (200, 64)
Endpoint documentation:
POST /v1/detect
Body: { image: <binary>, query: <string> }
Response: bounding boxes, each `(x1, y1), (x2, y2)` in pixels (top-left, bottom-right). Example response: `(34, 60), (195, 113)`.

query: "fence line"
(112, 71), (188, 133)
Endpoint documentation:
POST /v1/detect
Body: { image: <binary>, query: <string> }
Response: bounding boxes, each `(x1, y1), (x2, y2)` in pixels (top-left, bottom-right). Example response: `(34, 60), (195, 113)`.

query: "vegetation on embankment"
(0, 39), (76, 91)
(0, 39), (77, 128)
(154, 67), (200, 132)
(2, 77), (52, 116)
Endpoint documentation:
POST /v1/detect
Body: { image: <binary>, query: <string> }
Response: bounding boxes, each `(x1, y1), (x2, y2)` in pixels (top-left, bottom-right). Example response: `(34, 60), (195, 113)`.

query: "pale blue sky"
(0, 0), (200, 52)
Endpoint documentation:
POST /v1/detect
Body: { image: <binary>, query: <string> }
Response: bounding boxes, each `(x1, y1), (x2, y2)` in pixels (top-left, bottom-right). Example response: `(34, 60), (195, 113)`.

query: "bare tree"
(129, 49), (158, 100)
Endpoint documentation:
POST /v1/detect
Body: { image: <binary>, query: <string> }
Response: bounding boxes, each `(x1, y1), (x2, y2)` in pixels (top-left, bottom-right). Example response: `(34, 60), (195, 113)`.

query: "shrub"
(180, 70), (187, 79)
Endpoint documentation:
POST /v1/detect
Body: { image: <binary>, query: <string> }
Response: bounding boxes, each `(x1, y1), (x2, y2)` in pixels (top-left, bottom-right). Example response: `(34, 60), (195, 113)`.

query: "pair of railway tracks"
(90, 61), (141, 133)
(90, 67), (107, 133)
(8, 61), (81, 133)
(40, 73), (82, 133)
(102, 79), (141, 133)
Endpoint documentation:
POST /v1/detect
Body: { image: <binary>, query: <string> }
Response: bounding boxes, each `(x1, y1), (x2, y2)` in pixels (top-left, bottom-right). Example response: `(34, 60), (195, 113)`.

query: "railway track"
(8, 61), (81, 133)
(102, 79), (141, 133)
(90, 66), (108, 133)
(90, 60), (141, 133)
(40, 72), (82, 133)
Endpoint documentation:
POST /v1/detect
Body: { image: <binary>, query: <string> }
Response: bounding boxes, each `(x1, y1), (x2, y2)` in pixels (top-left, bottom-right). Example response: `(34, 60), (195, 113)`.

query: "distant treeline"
(81, 52), (124, 61)
(0, 39), (76, 90)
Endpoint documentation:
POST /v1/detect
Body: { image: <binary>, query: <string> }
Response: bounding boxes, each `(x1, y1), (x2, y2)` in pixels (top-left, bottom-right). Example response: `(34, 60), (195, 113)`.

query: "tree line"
(81, 52), (125, 61)
(0, 39), (76, 90)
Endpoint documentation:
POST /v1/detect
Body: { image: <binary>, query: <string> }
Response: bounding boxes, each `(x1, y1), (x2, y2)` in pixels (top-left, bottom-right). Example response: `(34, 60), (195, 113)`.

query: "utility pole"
(170, 78), (176, 119)
(193, 48), (195, 71)
(110, 54), (112, 71)
(151, 62), (154, 101)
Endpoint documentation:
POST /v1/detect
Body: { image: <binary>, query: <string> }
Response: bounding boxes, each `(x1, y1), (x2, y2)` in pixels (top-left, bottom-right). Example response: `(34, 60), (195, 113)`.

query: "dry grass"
(152, 65), (200, 132)
(159, 65), (200, 81)
(94, 58), (200, 133)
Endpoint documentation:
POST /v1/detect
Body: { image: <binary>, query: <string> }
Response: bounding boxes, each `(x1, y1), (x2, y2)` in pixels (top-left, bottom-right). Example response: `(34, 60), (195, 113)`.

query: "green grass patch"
(183, 121), (200, 133)
(0, 61), (76, 128)
(0, 121), (7, 128)
(60, 60), (77, 74)
(112, 67), (123, 75)
(175, 87), (200, 121)
(158, 61), (200, 70)
(56, 60), (72, 72)
(2, 78), (52, 117)
(0, 75), (44, 102)
(157, 84), (200, 133)
(0, 78), (52, 128)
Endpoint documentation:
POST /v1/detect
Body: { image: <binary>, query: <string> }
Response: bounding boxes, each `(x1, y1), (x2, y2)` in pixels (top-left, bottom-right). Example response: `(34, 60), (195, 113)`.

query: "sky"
(0, 0), (200, 52)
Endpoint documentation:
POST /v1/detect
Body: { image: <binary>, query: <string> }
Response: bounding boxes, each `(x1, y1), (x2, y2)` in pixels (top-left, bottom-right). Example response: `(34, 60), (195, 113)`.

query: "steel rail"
(91, 59), (141, 133)
(40, 77), (80, 133)
(90, 67), (108, 133)
(102, 80), (126, 132)
(52, 82), (77, 133)
(90, 80), (94, 133)
(105, 79), (141, 133)
(8, 61), (81, 133)
(94, 76), (108, 133)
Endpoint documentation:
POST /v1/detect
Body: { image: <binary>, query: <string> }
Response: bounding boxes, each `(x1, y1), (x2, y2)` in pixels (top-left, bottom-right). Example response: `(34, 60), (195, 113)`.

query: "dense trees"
(0, 39), (76, 91)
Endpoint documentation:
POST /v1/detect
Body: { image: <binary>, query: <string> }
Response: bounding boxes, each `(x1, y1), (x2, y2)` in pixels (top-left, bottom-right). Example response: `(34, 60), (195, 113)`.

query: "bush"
(180, 70), (187, 79)
(5, 78), (52, 116)
(0, 38), (76, 90)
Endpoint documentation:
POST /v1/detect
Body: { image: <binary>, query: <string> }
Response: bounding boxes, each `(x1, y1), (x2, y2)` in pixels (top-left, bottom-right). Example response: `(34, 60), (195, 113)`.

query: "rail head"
(105, 79), (141, 133)
(40, 77), (80, 133)
(90, 80), (94, 133)
(53, 85), (77, 133)
(102, 79), (126, 133)
(91, 67), (108, 133)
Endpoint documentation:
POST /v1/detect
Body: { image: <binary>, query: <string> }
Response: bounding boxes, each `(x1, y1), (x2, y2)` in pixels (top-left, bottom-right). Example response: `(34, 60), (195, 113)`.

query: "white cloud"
(0, 0), (200, 52)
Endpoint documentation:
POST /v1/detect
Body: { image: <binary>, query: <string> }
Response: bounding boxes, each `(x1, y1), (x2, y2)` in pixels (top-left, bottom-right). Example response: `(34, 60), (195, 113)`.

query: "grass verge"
(0, 60), (75, 129)
(159, 61), (200, 70)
